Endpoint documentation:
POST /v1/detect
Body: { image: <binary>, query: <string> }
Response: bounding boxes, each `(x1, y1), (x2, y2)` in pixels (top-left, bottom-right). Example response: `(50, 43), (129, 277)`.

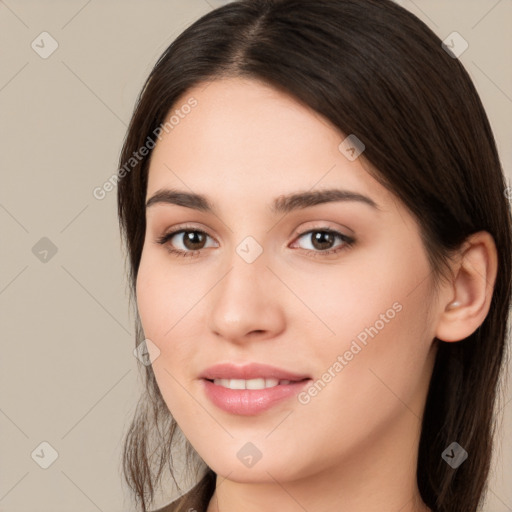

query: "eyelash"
(155, 225), (355, 259)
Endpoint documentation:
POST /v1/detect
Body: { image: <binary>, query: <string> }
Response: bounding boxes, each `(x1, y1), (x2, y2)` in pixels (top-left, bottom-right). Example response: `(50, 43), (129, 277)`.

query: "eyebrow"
(145, 188), (379, 214)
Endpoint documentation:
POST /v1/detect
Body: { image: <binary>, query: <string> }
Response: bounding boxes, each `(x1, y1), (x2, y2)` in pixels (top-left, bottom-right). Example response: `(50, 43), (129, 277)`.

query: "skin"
(135, 77), (497, 512)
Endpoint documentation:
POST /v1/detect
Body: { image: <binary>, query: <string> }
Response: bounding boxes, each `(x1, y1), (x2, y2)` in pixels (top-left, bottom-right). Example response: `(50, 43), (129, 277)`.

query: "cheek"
(316, 289), (434, 433)
(135, 248), (201, 343)
(135, 257), (201, 419)
(289, 298), (434, 470)
(291, 268), (418, 361)
(301, 241), (435, 411)
(135, 249), (213, 400)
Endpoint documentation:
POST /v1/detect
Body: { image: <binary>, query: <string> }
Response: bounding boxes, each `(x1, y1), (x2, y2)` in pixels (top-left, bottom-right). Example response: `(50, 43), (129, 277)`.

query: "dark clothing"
(151, 470), (216, 512)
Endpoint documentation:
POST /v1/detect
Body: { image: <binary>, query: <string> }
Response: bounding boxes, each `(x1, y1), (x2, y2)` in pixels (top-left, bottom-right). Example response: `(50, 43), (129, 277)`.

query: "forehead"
(145, 77), (391, 210)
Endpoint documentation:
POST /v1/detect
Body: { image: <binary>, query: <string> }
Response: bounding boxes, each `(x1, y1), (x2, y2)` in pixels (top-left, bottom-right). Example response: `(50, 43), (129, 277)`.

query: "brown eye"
(310, 231), (336, 250)
(295, 229), (354, 254)
(156, 228), (217, 257)
(179, 230), (208, 250)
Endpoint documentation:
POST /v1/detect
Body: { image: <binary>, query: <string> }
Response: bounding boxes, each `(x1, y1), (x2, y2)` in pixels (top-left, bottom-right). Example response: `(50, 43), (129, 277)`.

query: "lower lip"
(201, 379), (311, 416)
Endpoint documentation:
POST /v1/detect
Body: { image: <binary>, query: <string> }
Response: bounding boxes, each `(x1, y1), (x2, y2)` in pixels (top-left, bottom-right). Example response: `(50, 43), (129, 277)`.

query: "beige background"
(0, 0), (510, 510)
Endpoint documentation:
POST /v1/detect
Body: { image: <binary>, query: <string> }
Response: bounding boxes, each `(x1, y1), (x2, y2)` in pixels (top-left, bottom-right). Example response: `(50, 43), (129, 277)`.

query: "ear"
(435, 231), (498, 343)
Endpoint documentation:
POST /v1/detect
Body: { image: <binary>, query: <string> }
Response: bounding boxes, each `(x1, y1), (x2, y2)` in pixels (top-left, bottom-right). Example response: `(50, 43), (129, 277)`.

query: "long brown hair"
(117, 1), (512, 510)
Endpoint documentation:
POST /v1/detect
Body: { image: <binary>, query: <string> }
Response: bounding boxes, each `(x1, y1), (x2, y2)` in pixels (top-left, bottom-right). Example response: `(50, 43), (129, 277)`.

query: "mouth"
(199, 362), (312, 415)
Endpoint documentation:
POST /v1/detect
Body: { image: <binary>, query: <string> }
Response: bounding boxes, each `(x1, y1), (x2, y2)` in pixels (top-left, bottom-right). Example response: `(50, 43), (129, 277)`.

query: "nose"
(207, 251), (286, 345)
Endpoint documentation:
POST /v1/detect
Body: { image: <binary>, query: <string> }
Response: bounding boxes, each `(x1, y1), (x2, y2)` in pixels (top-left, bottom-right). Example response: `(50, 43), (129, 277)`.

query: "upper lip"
(199, 363), (311, 381)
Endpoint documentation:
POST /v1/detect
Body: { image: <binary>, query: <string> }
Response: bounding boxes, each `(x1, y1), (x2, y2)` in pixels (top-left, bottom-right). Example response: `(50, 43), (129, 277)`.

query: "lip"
(199, 362), (311, 381)
(199, 363), (312, 416)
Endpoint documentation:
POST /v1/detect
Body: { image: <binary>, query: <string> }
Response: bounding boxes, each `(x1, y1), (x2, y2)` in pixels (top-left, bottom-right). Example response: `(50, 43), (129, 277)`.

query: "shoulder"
(151, 470), (216, 512)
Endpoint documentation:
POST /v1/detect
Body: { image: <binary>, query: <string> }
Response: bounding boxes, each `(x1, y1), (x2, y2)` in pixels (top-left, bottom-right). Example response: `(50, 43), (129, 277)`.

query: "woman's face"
(136, 77), (440, 484)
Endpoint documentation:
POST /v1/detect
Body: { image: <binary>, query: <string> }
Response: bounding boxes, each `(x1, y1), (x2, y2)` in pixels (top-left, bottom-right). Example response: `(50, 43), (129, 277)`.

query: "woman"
(117, 1), (512, 511)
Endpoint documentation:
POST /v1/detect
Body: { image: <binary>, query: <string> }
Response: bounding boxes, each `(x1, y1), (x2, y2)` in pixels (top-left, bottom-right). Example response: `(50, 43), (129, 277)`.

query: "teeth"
(212, 378), (293, 390)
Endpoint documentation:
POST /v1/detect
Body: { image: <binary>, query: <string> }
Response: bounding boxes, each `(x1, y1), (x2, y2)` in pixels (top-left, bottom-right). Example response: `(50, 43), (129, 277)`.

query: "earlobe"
(435, 231), (498, 343)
